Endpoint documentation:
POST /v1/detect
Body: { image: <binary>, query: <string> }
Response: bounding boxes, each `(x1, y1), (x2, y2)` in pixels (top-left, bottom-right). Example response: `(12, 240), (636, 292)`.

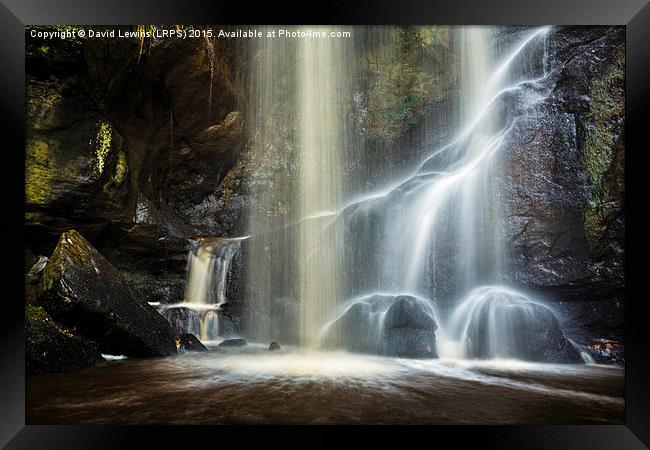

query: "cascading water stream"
(297, 29), (348, 347)
(330, 26), (553, 299)
(242, 26), (351, 348)
(160, 237), (244, 341)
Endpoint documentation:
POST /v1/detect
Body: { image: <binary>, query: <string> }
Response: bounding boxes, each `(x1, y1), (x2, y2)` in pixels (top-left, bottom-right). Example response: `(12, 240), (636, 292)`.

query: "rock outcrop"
(25, 27), (244, 312)
(26, 305), (103, 375)
(38, 230), (178, 357)
(501, 27), (624, 306)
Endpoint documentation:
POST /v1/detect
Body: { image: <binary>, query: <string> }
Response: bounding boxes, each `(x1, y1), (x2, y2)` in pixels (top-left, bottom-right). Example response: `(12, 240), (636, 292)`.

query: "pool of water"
(27, 343), (624, 424)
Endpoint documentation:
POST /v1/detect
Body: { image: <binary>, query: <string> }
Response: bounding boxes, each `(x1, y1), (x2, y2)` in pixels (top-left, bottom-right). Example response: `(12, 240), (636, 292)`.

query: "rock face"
(160, 307), (201, 336)
(25, 27), (244, 315)
(500, 27), (624, 308)
(26, 305), (103, 375)
(331, 294), (438, 358)
(38, 230), (178, 357)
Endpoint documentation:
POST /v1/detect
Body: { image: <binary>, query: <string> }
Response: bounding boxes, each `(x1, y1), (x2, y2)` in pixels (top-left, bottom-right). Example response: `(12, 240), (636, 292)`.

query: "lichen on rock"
(581, 47), (624, 250)
(111, 150), (128, 184)
(25, 138), (58, 205)
(94, 121), (113, 175)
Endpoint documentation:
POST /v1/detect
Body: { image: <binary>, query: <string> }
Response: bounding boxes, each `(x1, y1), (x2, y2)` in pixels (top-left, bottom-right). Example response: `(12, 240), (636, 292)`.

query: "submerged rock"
(38, 230), (178, 358)
(327, 294), (438, 358)
(26, 305), (103, 375)
(268, 341), (281, 351)
(217, 338), (247, 348)
(177, 333), (208, 352)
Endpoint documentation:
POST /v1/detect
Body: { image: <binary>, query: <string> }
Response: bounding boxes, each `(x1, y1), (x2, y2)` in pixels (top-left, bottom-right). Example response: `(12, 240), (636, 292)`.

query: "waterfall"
(238, 26), (583, 362)
(241, 26), (298, 343)
(161, 237), (242, 341)
(242, 27), (351, 347)
(297, 30), (348, 347)
(438, 286), (583, 363)
(360, 26), (552, 299)
(185, 238), (240, 308)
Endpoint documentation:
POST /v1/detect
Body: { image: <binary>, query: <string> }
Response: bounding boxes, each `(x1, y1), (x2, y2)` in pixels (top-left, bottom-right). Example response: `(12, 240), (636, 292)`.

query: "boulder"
(329, 294), (438, 358)
(217, 338), (247, 348)
(38, 230), (178, 358)
(383, 296), (438, 358)
(25, 255), (48, 305)
(468, 301), (581, 363)
(451, 287), (582, 363)
(160, 307), (201, 336)
(177, 333), (208, 352)
(588, 338), (624, 365)
(26, 305), (103, 375)
(268, 341), (281, 351)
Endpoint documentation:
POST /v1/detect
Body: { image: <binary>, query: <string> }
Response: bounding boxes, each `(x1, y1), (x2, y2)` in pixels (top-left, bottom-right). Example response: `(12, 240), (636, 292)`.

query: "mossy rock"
(26, 305), (103, 375)
(582, 47), (625, 251)
(357, 26), (455, 141)
(38, 230), (178, 357)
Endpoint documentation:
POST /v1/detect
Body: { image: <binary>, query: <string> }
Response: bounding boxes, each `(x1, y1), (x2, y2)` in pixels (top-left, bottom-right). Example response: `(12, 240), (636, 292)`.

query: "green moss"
(582, 47), (624, 248)
(112, 151), (128, 184)
(25, 138), (57, 205)
(26, 305), (74, 338)
(119, 271), (160, 285)
(360, 26), (454, 141)
(94, 121), (113, 175)
(26, 81), (63, 131)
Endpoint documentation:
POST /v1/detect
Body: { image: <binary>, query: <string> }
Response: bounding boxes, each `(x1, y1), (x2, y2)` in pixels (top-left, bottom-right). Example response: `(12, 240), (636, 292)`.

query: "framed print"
(2, 0), (649, 447)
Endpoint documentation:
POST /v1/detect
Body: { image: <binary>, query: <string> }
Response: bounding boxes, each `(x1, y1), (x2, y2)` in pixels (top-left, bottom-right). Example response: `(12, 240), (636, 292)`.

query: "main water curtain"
(243, 26), (550, 346)
(241, 26), (353, 347)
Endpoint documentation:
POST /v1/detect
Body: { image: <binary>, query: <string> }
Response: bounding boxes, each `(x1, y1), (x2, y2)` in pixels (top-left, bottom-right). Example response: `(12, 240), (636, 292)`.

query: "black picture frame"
(3, 0), (649, 447)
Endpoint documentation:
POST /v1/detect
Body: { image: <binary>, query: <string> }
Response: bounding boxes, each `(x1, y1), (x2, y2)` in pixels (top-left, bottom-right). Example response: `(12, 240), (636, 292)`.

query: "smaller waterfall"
(185, 238), (239, 309)
(160, 237), (244, 341)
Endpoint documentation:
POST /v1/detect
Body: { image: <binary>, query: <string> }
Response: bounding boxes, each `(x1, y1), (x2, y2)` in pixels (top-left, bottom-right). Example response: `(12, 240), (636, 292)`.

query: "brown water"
(27, 344), (624, 425)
